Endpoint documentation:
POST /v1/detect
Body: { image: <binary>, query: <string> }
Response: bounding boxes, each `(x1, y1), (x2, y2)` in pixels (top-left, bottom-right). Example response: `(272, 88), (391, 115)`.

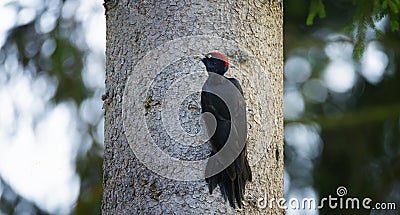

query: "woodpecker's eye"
(207, 54), (212, 58)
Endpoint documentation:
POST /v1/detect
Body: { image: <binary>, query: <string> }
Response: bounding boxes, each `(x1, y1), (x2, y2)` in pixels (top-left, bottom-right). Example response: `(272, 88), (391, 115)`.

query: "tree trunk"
(102, 0), (283, 214)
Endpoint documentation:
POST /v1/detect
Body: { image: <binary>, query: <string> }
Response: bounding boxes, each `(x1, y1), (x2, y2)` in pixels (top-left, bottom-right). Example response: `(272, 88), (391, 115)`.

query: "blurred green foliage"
(307, 0), (400, 59)
(0, 0), (102, 214)
(286, 0), (400, 214)
(306, 0), (326, 26)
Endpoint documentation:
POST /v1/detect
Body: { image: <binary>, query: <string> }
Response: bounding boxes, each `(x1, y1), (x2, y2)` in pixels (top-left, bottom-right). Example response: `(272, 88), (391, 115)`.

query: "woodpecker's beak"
(194, 54), (206, 60)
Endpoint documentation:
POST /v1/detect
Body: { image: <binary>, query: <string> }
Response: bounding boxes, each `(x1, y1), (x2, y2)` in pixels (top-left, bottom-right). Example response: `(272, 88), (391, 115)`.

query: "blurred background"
(285, 0), (400, 214)
(0, 0), (399, 214)
(0, 0), (104, 214)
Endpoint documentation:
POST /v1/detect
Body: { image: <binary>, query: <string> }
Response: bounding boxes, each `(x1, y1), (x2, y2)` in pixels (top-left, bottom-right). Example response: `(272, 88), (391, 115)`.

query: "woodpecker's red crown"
(206, 52), (229, 70)
(201, 52), (229, 75)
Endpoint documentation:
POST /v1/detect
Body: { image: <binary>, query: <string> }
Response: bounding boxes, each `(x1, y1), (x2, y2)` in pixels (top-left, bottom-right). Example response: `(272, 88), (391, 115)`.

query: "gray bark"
(102, 0), (283, 214)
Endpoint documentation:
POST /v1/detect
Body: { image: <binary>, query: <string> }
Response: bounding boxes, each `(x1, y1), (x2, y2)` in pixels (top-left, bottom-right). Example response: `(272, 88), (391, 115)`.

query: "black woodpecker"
(200, 52), (252, 208)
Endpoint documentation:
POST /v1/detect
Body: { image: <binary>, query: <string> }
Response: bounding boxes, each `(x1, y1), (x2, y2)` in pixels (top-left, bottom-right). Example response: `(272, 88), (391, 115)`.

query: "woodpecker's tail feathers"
(205, 152), (252, 208)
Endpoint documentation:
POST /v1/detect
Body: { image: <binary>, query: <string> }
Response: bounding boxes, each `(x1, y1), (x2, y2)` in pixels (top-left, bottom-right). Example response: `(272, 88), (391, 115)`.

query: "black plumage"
(200, 52), (252, 208)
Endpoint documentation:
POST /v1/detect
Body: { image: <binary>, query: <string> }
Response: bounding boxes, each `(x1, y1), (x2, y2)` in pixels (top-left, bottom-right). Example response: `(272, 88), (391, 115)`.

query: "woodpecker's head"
(201, 52), (229, 75)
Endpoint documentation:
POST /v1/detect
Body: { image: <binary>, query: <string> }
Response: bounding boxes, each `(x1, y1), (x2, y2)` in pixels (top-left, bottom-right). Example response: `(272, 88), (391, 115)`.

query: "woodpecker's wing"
(227, 78), (244, 96)
(227, 77), (247, 145)
(226, 77), (251, 207)
(201, 76), (247, 151)
(201, 75), (252, 208)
